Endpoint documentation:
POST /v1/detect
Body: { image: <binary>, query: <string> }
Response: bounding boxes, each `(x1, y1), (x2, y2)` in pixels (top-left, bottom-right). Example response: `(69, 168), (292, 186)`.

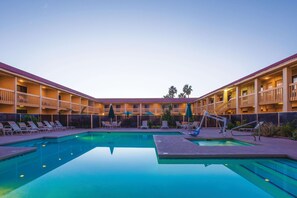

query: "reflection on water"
(0, 132), (296, 198)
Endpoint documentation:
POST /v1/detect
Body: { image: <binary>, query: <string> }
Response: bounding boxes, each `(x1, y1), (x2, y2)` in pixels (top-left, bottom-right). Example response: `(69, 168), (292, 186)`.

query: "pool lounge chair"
(43, 121), (58, 131)
(161, 121), (169, 129)
(28, 121), (49, 132)
(112, 121), (121, 128)
(38, 121), (53, 131)
(8, 121), (37, 135)
(102, 121), (112, 128)
(140, 121), (148, 129)
(18, 122), (38, 133)
(50, 121), (66, 130)
(0, 123), (13, 135)
(55, 120), (75, 129)
(176, 121), (183, 128)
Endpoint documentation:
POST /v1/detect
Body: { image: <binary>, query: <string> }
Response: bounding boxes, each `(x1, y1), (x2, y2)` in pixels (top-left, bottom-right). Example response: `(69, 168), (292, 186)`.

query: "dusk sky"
(0, 0), (296, 98)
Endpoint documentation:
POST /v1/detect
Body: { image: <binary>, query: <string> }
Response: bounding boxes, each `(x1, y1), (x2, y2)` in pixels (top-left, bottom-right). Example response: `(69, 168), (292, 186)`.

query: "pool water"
(191, 139), (254, 146)
(0, 132), (296, 198)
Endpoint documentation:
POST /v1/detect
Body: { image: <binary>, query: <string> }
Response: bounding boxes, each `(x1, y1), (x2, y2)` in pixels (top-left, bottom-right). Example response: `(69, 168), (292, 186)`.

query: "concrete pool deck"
(0, 128), (296, 161)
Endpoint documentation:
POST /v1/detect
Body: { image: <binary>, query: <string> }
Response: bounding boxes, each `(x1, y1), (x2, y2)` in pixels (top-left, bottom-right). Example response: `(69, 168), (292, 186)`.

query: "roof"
(0, 62), (96, 100)
(197, 53), (297, 100)
(96, 98), (198, 104)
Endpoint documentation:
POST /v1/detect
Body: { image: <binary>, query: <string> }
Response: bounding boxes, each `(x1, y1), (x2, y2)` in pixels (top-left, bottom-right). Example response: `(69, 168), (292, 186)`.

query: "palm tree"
(178, 93), (186, 98)
(183, 84), (192, 98)
(168, 86), (177, 98)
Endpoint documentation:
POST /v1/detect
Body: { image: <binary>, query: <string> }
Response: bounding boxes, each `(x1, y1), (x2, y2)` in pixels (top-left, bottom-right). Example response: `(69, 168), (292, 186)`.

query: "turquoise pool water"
(191, 139), (254, 146)
(0, 132), (296, 198)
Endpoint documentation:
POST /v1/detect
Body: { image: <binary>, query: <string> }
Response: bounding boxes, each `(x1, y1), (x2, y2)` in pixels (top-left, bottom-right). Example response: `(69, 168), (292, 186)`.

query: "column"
(14, 77), (17, 113)
(235, 86), (239, 114)
(254, 78), (260, 113)
(282, 67), (292, 112)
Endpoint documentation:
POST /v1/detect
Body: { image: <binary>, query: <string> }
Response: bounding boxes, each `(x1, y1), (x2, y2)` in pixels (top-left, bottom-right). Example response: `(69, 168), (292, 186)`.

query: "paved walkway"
(0, 128), (297, 161)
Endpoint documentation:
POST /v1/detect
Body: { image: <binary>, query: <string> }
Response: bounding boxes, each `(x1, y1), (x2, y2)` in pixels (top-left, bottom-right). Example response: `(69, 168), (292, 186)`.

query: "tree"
(183, 84), (192, 98)
(178, 93), (186, 98)
(164, 86), (177, 98)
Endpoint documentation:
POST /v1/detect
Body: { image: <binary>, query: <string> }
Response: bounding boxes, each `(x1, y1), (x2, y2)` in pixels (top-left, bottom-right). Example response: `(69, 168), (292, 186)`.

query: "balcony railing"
(207, 103), (214, 113)
(59, 100), (71, 110)
(289, 82), (297, 101)
(72, 103), (81, 112)
(227, 98), (236, 109)
(239, 93), (255, 108)
(17, 92), (40, 107)
(0, 88), (14, 105)
(42, 97), (58, 109)
(259, 87), (283, 105)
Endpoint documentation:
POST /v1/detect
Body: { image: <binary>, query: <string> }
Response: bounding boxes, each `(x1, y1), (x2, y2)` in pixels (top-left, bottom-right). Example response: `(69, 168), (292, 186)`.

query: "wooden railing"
(59, 101), (71, 109)
(289, 83), (297, 101)
(42, 97), (58, 109)
(0, 88), (14, 105)
(239, 93), (255, 107)
(259, 87), (283, 105)
(207, 103), (214, 113)
(72, 103), (81, 112)
(227, 98), (236, 109)
(17, 92), (40, 107)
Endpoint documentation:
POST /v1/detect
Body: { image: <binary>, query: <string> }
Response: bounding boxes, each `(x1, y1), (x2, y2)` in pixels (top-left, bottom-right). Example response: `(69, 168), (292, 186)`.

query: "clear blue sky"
(0, 0), (296, 98)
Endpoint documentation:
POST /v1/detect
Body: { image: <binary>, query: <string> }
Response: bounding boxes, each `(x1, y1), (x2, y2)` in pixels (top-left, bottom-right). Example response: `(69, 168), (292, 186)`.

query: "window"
(104, 105), (109, 109)
(293, 75), (297, 83)
(17, 85), (27, 93)
(242, 90), (248, 96)
(133, 104), (139, 109)
(275, 80), (282, 87)
(144, 104), (150, 109)
(58, 95), (62, 100)
(173, 104), (179, 108)
(116, 105), (121, 109)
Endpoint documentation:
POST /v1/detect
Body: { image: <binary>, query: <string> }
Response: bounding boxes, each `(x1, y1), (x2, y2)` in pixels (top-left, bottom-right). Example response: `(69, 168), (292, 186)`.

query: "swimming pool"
(0, 132), (296, 198)
(191, 139), (254, 146)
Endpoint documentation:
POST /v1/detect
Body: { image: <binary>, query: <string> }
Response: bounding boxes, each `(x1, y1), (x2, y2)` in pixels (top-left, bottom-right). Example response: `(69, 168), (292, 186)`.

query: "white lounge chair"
(140, 121), (148, 129)
(18, 122), (38, 133)
(102, 121), (112, 128)
(112, 121), (121, 128)
(0, 123), (13, 135)
(161, 121), (169, 129)
(28, 121), (48, 132)
(176, 121), (183, 128)
(7, 121), (37, 135)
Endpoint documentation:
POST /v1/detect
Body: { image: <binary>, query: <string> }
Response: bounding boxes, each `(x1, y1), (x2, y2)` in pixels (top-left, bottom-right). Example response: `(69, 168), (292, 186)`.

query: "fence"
(0, 112), (296, 128)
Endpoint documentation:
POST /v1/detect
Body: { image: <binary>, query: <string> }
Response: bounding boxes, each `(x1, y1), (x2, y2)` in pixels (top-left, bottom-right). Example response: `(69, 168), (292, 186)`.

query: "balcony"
(59, 100), (71, 110)
(227, 98), (236, 109)
(239, 93), (255, 108)
(42, 97), (58, 109)
(72, 103), (81, 112)
(259, 87), (283, 105)
(289, 82), (297, 101)
(17, 92), (40, 107)
(207, 103), (214, 113)
(0, 88), (14, 105)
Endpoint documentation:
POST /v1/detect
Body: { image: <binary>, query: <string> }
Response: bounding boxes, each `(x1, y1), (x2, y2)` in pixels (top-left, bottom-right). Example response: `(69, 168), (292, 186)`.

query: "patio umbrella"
(108, 104), (115, 123)
(144, 111), (154, 116)
(185, 103), (193, 122)
(123, 111), (132, 117)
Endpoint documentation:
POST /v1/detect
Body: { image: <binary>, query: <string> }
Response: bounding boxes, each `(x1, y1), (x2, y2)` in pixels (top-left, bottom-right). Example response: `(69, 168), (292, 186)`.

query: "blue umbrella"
(144, 111), (154, 116)
(185, 103), (193, 122)
(123, 111), (132, 116)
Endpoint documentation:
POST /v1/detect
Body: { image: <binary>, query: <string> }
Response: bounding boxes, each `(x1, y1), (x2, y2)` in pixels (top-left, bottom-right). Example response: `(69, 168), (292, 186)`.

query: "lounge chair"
(140, 121), (148, 129)
(161, 121), (169, 129)
(0, 123), (13, 135)
(102, 121), (112, 128)
(55, 120), (75, 129)
(112, 121), (121, 128)
(176, 121), (183, 128)
(189, 121), (200, 129)
(28, 121), (49, 132)
(18, 122), (38, 133)
(43, 121), (58, 131)
(8, 121), (37, 135)
(50, 121), (66, 130)
(38, 121), (54, 131)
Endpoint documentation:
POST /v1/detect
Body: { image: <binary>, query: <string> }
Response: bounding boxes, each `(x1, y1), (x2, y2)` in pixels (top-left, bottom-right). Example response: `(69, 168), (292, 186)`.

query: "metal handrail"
(230, 120), (263, 141)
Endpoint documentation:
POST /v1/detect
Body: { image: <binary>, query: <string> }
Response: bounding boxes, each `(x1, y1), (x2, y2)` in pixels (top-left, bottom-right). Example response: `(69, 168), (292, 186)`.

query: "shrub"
(278, 121), (296, 137)
(260, 122), (279, 137)
(292, 130), (297, 141)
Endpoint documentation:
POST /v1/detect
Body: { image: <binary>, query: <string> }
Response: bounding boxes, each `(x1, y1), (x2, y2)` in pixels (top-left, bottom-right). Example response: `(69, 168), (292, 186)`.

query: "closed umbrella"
(108, 104), (115, 123)
(144, 111), (154, 116)
(185, 103), (193, 129)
